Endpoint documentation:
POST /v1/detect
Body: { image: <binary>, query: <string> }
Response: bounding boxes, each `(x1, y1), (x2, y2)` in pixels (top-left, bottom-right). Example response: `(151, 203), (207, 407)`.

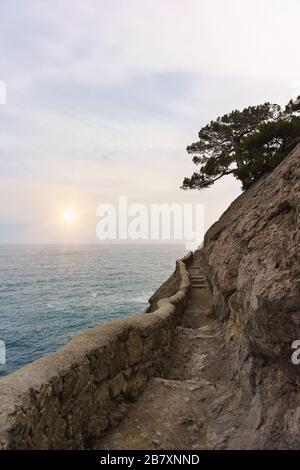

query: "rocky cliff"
(197, 143), (300, 448)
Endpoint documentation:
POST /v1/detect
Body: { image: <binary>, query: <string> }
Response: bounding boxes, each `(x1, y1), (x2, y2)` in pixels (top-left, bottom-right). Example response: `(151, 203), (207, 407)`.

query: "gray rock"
(198, 144), (300, 448)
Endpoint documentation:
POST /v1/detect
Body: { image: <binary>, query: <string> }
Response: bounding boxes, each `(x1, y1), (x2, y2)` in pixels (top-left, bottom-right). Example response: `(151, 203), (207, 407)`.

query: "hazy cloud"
(0, 0), (299, 242)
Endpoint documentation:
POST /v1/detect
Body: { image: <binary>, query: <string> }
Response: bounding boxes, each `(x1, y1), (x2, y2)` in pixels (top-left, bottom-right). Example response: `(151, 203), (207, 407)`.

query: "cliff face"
(198, 143), (300, 448)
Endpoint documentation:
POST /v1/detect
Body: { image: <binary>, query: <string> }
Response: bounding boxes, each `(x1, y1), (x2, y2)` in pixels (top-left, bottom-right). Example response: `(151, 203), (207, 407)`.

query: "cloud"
(0, 0), (299, 242)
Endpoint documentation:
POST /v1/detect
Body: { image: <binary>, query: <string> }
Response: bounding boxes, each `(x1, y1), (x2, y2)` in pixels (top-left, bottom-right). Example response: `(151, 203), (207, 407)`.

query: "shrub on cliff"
(182, 99), (300, 191)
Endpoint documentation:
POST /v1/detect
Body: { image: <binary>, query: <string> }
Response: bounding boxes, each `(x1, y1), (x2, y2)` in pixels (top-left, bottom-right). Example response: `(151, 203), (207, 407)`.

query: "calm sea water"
(0, 244), (186, 376)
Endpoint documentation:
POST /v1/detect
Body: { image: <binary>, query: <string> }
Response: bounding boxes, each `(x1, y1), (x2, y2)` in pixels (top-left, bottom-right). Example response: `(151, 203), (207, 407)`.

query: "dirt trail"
(98, 257), (244, 450)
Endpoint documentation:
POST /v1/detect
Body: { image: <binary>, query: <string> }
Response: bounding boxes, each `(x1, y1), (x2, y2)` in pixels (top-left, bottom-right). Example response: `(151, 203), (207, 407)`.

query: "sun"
(62, 209), (77, 224)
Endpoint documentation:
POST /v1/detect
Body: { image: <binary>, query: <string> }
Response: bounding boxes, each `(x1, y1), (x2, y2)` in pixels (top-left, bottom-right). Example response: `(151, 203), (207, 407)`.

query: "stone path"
(97, 257), (245, 450)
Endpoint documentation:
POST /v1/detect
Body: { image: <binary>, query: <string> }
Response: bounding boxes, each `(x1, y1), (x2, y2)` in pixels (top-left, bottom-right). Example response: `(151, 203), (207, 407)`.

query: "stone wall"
(0, 252), (193, 449)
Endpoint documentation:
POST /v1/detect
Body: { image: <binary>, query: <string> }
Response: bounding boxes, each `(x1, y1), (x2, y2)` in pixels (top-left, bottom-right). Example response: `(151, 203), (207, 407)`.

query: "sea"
(0, 244), (186, 377)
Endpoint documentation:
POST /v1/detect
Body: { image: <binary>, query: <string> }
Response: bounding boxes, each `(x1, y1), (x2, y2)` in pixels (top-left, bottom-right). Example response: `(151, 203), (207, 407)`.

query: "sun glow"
(62, 209), (77, 224)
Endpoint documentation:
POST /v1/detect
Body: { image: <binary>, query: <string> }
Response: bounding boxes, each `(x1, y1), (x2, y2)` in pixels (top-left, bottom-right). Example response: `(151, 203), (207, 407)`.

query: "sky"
(0, 0), (299, 243)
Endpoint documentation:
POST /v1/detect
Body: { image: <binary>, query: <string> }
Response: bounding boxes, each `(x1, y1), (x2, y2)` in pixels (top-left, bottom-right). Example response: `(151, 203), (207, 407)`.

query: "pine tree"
(237, 116), (300, 189)
(182, 100), (299, 191)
